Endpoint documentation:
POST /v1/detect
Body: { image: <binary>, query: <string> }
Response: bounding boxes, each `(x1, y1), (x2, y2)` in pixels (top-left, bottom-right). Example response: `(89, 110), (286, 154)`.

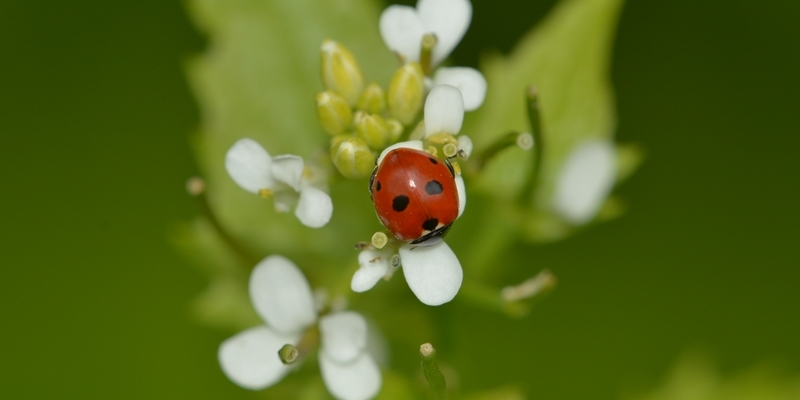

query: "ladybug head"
(410, 222), (453, 247)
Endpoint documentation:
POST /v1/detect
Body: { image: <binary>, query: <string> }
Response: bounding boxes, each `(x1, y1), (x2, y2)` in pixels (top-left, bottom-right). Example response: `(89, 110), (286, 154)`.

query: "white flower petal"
(319, 351), (382, 400)
(424, 85), (464, 137)
(399, 241), (463, 306)
(377, 140), (424, 165)
(457, 135), (473, 159)
(554, 140), (617, 225)
(417, 0), (472, 66)
(319, 311), (368, 364)
(294, 185), (333, 228)
(433, 67), (487, 111)
(351, 249), (392, 292)
(249, 255), (317, 334)
(270, 155), (304, 192)
(454, 174), (466, 218)
(225, 138), (274, 194)
(379, 5), (425, 63)
(218, 326), (297, 390)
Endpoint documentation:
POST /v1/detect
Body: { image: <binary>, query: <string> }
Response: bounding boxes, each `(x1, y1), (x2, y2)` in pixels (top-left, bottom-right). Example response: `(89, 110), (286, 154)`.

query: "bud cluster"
(318, 40), (427, 179)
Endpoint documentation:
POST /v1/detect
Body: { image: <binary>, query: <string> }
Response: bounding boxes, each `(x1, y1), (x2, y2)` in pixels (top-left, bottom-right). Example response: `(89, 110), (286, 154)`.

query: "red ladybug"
(369, 147), (459, 246)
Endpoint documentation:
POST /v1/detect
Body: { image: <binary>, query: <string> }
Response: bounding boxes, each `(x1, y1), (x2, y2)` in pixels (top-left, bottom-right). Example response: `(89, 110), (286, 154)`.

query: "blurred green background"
(1, 0), (798, 399)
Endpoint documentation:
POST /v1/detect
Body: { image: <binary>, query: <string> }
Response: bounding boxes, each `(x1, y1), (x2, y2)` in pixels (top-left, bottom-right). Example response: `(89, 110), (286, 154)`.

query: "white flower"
(355, 137), (467, 307)
(352, 241), (463, 307)
(380, 0), (472, 67)
(423, 85), (474, 161)
(553, 140), (617, 225)
(218, 255), (382, 400)
(225, 138), (333, 228)
(431, 67), (486, 111)
(380, 0), (486, 111)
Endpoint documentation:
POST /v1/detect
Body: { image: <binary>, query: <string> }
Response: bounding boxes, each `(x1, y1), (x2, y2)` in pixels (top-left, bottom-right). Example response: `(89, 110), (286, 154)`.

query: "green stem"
(193, 183), (260, 267)
(420, 343), (447, 400)
(419, 34), (437, 76)
(466, 131), (522, 175)
(518, 85), (544, 207)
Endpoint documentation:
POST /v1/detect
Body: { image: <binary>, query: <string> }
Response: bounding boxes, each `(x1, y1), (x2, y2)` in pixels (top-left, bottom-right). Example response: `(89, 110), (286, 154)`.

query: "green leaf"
(183, 0), (395, 269)
(462, 0), (624, 210)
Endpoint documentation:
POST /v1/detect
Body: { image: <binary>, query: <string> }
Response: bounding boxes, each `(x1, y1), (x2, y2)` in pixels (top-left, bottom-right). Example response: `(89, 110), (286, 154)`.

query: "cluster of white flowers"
(218, 256), (381, 400)
(217, 0), (620, 398)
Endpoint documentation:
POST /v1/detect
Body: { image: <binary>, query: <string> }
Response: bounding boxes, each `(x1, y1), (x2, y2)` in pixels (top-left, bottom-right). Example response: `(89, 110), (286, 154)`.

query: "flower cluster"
(219, 256), (381, 400)
(204, 0), (632, 398)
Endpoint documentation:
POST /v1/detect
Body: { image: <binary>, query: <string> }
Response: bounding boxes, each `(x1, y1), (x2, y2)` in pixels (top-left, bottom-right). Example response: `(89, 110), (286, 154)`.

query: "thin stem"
(191, 179), (260, 267)
(466, 131), (523, 175)
(420, 34), (437, 76)
(518, 85), (544, 207)
(420, 343), (447, 400)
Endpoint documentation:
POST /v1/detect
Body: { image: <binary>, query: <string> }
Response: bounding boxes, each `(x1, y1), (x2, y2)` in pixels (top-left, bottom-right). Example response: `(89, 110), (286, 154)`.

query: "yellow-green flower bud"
(330, 135), (375, 179)
(388, 62), (424, 125)
(386, 119), (404, 142)
(320, 40), (364, 106)
(357, 82), (387, 114)
(355, 112), (390, 150)
(315, 91), (352, 136)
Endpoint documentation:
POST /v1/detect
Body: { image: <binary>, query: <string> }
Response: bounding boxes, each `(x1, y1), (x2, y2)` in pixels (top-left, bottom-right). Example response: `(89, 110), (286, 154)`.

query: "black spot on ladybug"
(392, 195), (410, 212)
(425, 180), (443, 195)
(375, 181), (382, 191)
(422, 218), (439, 231)
(429, 157), (438, 164)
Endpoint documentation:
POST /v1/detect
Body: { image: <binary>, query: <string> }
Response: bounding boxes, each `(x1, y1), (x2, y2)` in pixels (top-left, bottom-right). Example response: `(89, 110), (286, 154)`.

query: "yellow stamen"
(426, 132), (457, 145)
(451, 161), (462, 175)
(258, 188), (273, 198)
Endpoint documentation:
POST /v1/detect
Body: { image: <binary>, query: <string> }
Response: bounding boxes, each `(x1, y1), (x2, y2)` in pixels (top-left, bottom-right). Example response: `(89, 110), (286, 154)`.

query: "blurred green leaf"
(463, 0), (623, 210)
(457, 0), (625, 256)
(183, 0), (395, 268)
(463, 0), (622, 247)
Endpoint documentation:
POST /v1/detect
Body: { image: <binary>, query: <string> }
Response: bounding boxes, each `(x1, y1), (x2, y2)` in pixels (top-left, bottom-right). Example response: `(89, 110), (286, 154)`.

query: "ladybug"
(369, 147), (459, 246)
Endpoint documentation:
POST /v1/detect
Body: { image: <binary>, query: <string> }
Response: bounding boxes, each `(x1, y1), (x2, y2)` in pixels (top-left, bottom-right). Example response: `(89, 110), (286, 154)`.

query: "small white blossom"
(380, 0), (486, 110)
(553, 139), (617, 224)
(219, 255), (382, 400)
(423, 85), (474, 162)
(225, 138), (333, 228)
(352, 241), (463, 307)
(380, 0), (472, 67)
(432, 67), (486, 111)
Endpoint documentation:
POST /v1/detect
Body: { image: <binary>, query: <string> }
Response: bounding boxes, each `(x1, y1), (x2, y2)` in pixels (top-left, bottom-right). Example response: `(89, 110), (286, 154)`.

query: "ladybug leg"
(443, 158), (456, 178)
(368, 166), (377, 200)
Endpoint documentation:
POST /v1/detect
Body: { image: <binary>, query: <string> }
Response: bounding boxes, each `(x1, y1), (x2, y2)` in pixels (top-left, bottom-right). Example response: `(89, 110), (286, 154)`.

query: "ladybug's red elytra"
(369, 147), (459, 246)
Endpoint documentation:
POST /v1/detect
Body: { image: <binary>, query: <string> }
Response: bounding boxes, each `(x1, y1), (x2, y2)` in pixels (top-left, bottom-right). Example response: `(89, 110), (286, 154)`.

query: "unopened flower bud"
(355, 112), (391, 150)
(388, 62), (424, 125)
(330, 135), (375, 179)
(357, 82), (387, 114)
(278, 344), (299, 364)
(320, 40), (364, 106)
(386, 119), (404, 142)
(316, 91), (352, 136)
